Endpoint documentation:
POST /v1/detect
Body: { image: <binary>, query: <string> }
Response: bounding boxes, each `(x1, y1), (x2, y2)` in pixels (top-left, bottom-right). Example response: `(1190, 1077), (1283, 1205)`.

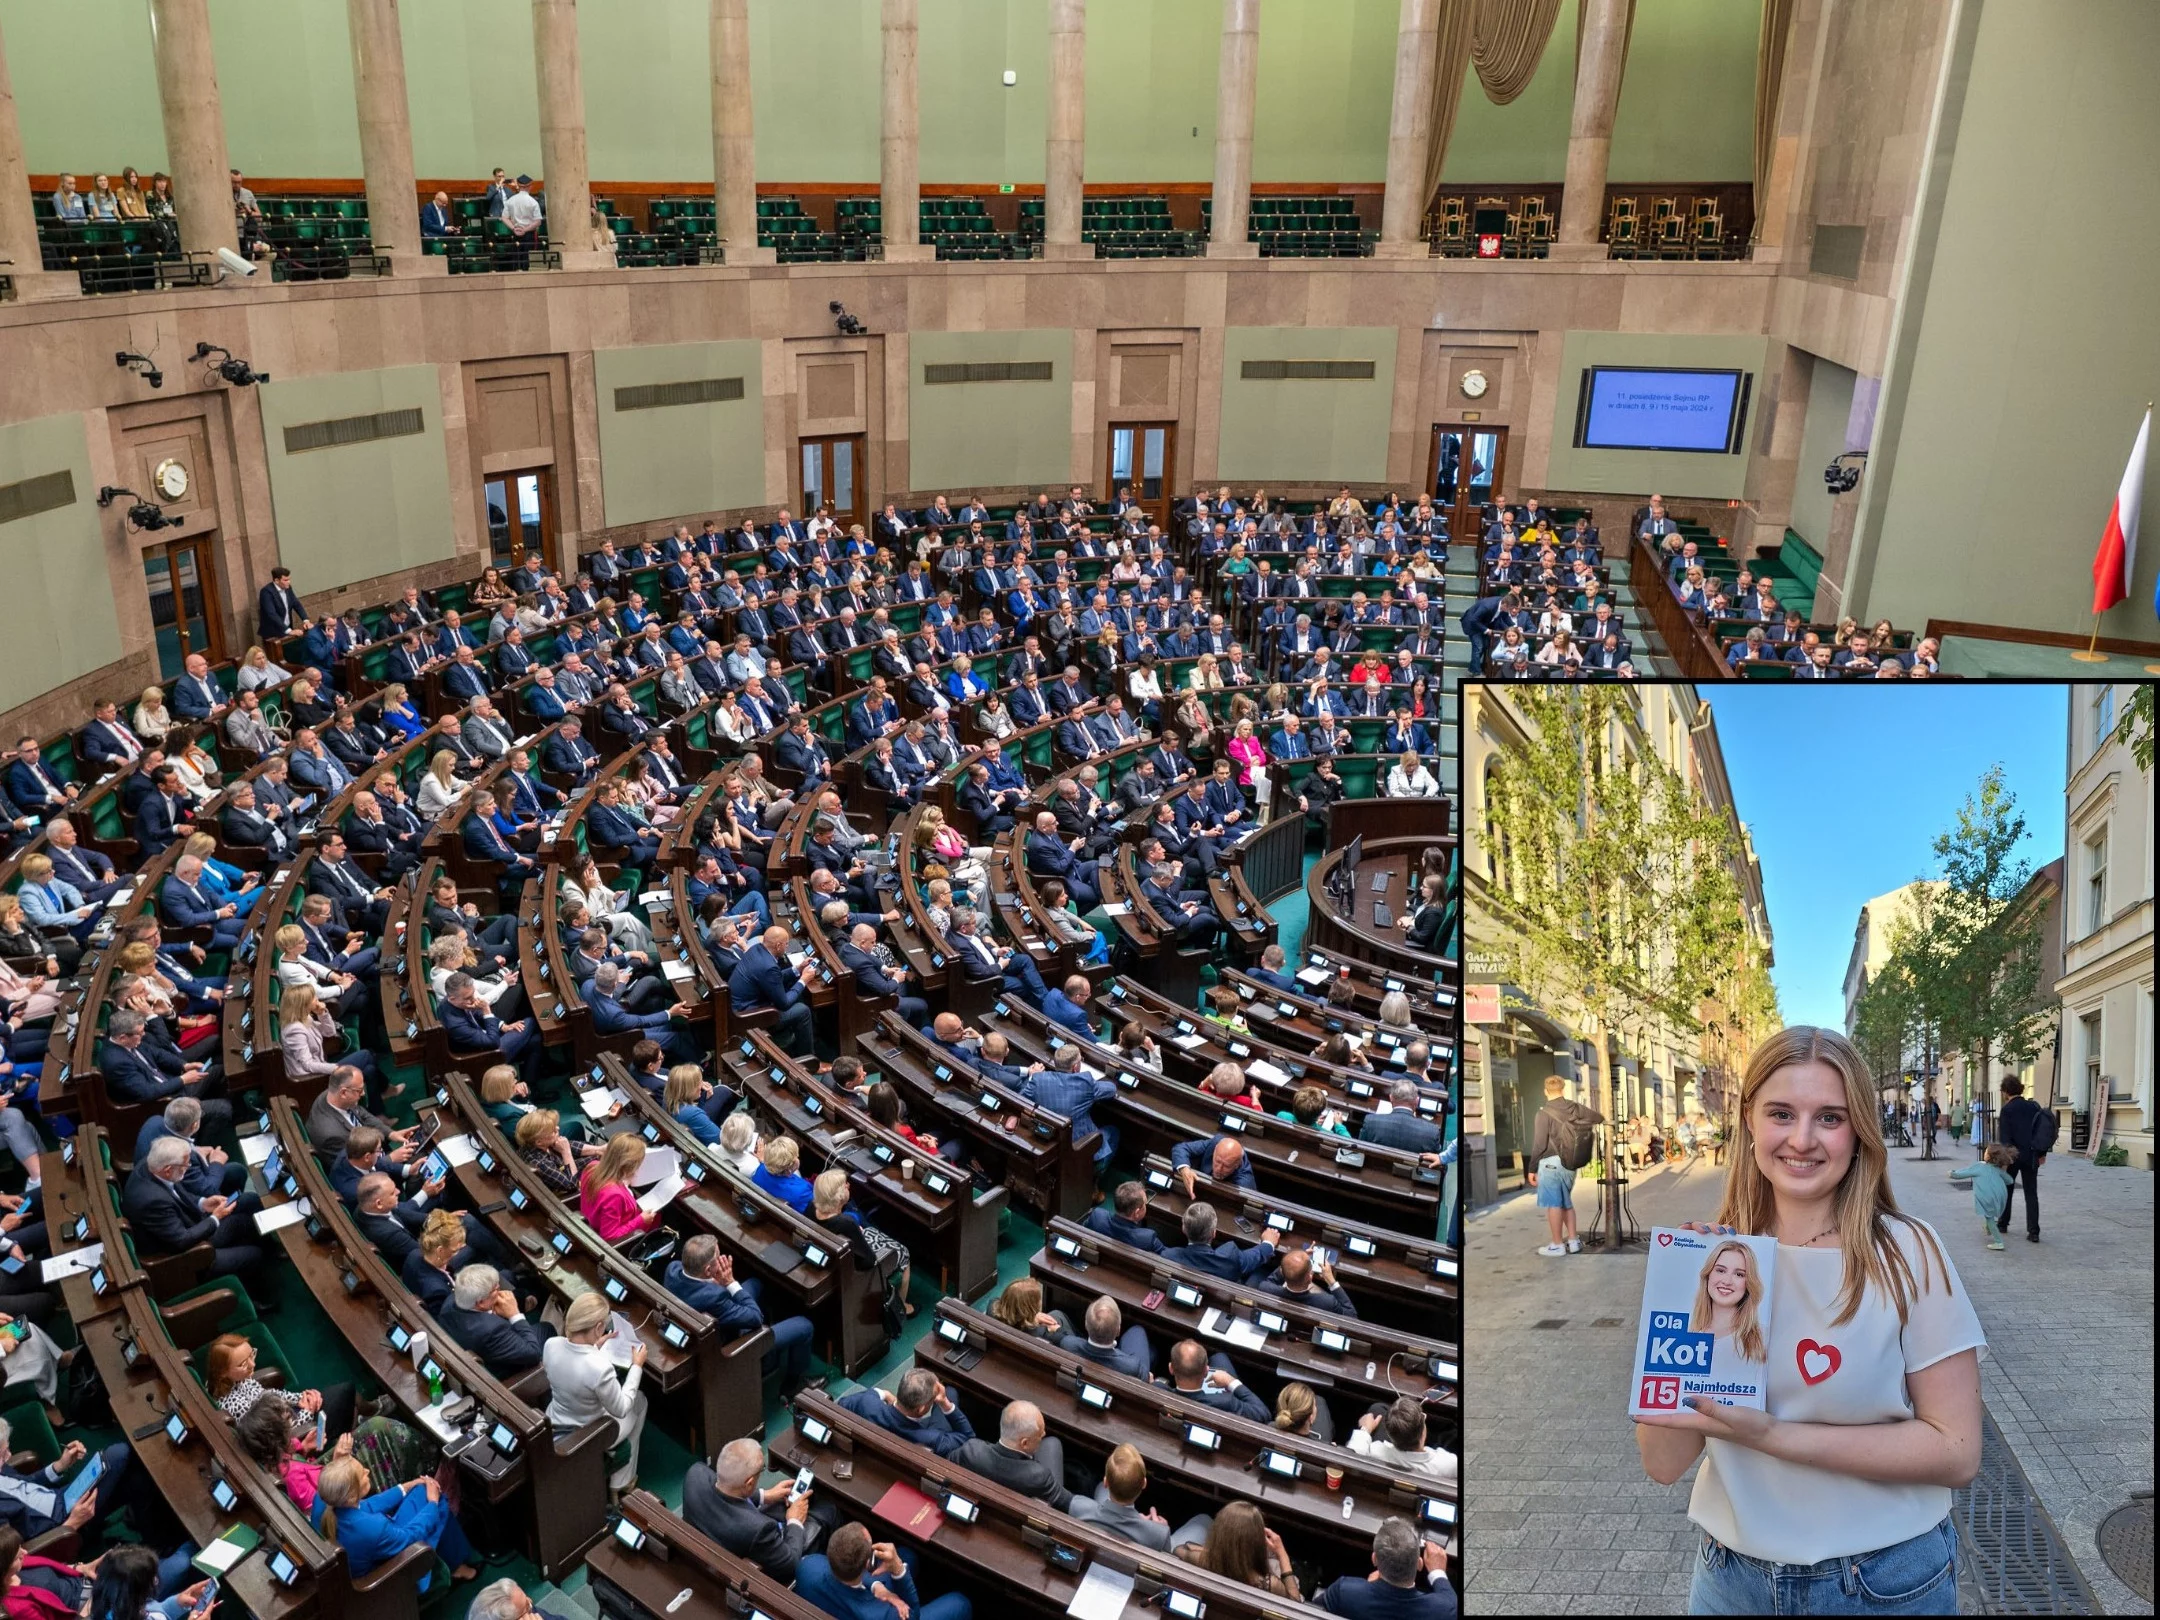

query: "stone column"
(1205, 0), (1261, 258)
(1042, 0), (1091, 260)
(710, 0), (771, 265)
(0, 21), (76, 299)
(1375, 0), (1440, 258)
(531, 0), (611, 269)
(1552, 0), (1629, 257)
(880, 0), (932, 262)
(346, 0), (441, 274)
(148, 0), (238, 259)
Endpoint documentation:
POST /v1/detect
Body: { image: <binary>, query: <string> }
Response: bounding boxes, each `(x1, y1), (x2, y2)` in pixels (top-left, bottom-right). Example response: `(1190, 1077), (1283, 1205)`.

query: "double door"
(484, 467), (558, 573)
(1429, 426), (1508, 538)
(801, 435), (866, 531)
(1107, 422), (1176, 531)
(143, 536), (224, 678)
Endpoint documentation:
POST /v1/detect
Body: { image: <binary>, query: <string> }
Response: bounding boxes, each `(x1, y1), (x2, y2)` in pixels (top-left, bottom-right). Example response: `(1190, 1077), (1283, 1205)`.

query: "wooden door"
(142, 535), (225, 678)
(1429, 425), (1508, 539)
(1107, 422), (1177, 530)
(800, 435), (866, 531)
(483, 467), (559, 574)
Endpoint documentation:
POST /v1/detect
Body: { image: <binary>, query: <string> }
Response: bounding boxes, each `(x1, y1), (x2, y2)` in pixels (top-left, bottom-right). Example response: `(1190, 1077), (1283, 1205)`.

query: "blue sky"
(1701, 684), (2073, 1031)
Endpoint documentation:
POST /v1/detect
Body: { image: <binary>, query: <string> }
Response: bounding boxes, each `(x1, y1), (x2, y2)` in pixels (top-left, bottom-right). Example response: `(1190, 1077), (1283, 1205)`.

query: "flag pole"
(2070, 616), (2108, 663)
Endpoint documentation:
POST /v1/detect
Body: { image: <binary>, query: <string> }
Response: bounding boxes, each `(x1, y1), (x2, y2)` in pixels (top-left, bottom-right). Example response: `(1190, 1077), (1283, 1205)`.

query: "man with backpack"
(1994, 1074), (2055, 1242)
(1528, 1074), (1602, 1256)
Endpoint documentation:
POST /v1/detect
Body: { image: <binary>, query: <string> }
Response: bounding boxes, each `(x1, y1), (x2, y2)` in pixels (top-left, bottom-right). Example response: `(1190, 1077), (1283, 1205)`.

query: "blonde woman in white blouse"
(561, 855), (657, 956)
(133, 687), (174, 745)
(1385, 751), (1441, 799)
(711, 692), (755, 748)
(236, 645), (291, 693)
(1188, 654), (1224, 693)
(415, 751), (465, 819)
(544, 1291), (647, 1491)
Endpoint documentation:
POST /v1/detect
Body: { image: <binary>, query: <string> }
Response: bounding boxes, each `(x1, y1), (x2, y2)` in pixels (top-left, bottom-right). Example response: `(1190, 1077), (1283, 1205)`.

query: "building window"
(2081, 1010), (2104, 1109)
(2092, 686), (2115, 759)
(2085, 829), (2109, 935)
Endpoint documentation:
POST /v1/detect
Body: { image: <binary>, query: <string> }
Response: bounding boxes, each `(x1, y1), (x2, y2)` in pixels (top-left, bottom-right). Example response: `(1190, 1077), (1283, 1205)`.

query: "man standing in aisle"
(502, 176), (543, 270)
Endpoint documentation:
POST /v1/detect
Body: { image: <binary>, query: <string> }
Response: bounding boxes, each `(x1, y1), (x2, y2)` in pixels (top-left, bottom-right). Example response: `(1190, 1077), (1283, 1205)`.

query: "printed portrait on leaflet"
(1689, 1239), (1767, 1377)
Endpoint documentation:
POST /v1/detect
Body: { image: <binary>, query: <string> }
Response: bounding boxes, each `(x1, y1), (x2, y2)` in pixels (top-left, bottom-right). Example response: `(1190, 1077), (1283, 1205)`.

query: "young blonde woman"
(414, 750), (464, 819)
(544, 1290), (647, 1492)
(579, 1132), (660, 1244)
(1636, 1025), (1981, 1616)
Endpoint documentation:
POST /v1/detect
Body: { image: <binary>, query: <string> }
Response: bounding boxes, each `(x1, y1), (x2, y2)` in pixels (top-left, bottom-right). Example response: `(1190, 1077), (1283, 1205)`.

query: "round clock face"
(1460, 369), (1489, 399)
(154, 458), (189, 500)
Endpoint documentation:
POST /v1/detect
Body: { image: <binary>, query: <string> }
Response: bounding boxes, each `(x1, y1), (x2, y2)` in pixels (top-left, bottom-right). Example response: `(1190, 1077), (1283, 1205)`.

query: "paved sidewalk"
(1465, 1146), (2155, 1614)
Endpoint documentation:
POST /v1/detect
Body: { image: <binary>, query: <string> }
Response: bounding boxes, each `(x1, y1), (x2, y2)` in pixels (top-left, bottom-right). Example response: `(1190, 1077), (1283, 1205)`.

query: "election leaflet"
(1627, 1227), (1777, 1418)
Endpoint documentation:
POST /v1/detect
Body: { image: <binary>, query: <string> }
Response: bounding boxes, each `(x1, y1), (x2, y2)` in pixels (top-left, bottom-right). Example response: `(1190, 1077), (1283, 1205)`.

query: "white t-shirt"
(1689, 1217), (1984, 1565)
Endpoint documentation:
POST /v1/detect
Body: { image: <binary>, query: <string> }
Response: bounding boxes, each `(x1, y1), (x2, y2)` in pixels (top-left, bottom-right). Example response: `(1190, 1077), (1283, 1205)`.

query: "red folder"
(873, 1479), (947, 1539)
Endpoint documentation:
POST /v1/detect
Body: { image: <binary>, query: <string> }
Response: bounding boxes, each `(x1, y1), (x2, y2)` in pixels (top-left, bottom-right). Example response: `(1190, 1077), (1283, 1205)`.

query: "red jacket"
(4, 1557), (86, 1619)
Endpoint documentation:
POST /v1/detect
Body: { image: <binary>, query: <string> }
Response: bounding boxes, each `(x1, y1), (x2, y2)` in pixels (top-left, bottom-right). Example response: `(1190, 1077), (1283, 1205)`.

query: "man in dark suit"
(437, 1264), (545, 1375)
(42, 817), (123, 903)
(308, 832), (394, 935)
(663, 1234), (816, 1391)
(419, 190), (457, 238)
(951, 1401), (1072, 1512)
(1161, 1200), (1280, 1283)
(1244, 944), (1302, 995)
(133, 765), (190, 856)
(1315, 1520), (1456, 1620)
(1054, 1295), (1153, 1378)
(1261, 1246), (1359, 1316)
(256, 568), (306, 639)
(835, 923), (928, 1027)
(1359, 1078), (1444, 1155)
(1169, 1134), (1258, 1194)
(681, 1437), (832, 1584)
(727, 924), (819, 1057)
(835, 1367), (976, 1461)
(122, 1135), (263, 1279)
(80, 699), (145, 772)
(100, 1009), (230, 1128)
(439, 972), (539, 1073)
(1153, 1337), (1270, 1423)
(1082, 1181), (1169, 1254)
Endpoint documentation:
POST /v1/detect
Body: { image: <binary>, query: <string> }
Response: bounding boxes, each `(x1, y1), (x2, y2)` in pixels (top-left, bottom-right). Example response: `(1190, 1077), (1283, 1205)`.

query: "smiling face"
(1750, 1058), (1856, 1201)
(1704, 1247), (1750, 1305)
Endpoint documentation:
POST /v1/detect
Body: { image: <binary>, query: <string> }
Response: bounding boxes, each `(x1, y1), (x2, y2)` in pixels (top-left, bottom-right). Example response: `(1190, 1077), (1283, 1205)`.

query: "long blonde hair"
(1714, 1025), (1948, 1327)
(588, 1131), (645, 1190)
(1689, 1240), (1767, 1363)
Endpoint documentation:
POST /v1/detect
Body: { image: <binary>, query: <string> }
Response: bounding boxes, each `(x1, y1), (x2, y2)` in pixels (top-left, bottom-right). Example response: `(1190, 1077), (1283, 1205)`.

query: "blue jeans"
(739, 1278), (815, 1387)
(1534, 1157), (1575, 1209)
(729, 889), (772, 927)
(896, 1546), (972, 1620)
(1689, 1518), (1956, 1615)
(1090, 1121), (1119, 1168)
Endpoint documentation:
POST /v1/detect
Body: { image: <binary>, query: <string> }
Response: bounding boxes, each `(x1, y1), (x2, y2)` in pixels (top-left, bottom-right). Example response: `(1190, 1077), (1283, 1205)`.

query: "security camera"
(95, 487), (176, 530)
(217, 246), (257, 277)
(829, 301), (865, 336)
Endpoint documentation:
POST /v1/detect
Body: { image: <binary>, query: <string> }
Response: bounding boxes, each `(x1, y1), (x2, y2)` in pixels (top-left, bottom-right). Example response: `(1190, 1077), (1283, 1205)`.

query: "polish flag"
(2090, 407), (2149, 614)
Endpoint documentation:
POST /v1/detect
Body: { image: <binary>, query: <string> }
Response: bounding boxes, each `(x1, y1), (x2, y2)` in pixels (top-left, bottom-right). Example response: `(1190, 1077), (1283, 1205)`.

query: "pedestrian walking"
(1947, 1097), (1968, 1145)
(1992, 1076), (2054, 1243)
(1528, 1075), (1602, 1256)
(1636, 1026), (1982, 1616)
(1948, 1145), (2016, 1252)
(1676, 1115), (1697, 1163)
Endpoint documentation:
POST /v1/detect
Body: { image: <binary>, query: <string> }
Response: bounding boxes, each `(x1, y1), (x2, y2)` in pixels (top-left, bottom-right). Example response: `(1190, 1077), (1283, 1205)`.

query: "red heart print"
(1797, 1339), (1841, 1385)
(1656, 1232), (1673, 1246)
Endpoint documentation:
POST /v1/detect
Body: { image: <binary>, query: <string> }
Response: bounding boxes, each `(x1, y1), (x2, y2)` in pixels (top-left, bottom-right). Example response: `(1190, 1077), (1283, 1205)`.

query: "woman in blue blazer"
(318, 1456), (476, 1589)
(375, 682), (427, 743)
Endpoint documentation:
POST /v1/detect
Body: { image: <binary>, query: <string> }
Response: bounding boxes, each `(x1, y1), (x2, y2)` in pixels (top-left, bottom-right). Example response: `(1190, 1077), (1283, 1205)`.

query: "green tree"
(2115, 683), (2155, 772)
(1482, 687), (1749, 1243)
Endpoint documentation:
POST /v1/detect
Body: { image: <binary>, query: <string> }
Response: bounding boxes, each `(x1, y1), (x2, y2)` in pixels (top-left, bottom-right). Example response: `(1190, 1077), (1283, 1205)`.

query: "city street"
(1465, 1146), (2153, 1614)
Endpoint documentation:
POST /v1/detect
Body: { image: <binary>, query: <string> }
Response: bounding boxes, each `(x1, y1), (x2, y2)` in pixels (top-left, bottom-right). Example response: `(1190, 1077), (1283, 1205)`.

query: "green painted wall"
(0, 414), (123, 713)
(908, 331), (1074, 492)
(0, 0), (1757, 183)
(257, 366), (457, 593)
(1786, 353), (1855, 552)
(1217, 328), (1399, 485)
(1544, 331), (1769, 499)
(594, 342), (768, 528)
(1854, 0), (2160, 635)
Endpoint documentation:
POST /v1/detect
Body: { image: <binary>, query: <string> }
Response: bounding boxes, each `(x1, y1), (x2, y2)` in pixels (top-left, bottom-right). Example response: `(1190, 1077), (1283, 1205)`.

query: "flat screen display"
(1575, 367), (1747, 454)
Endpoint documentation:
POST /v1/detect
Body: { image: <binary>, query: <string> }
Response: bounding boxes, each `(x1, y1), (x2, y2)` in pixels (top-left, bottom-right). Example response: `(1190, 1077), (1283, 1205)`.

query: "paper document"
(254, 1200), (311, 1235)
(604, 1311), (644, 1369)
(1295, 967), (1330, 987)
(636, 1174), (686, 1217)
(1099, 903), (1131, 916)
(1065, 1563), (1135, 1620)
(1246, 1059), (1291, 1087)
(195, 1536), (250, 1574)
(1198, 1307), (1269, 1351)
(240, 1133), (278, 1167)
(1169, 1034), (1208, 1050)
(577, 1087), (626, 1120)
(104, 885), (138, 911)
(436, 1132), (480, 1167)
(41, 1244), (103, 1282)
(640, 890), (670, 908)
(412, 1399), (462, 1444)
(661, 958), (695, 982)
(630, 1145), (680, 1187)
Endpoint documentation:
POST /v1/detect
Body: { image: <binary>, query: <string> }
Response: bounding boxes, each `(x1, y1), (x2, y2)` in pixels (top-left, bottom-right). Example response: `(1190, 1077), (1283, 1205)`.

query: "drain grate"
(2097, 1498), (2153, 1603)
(1529, 1319), (1568, 1330)
(1590, 1317), (1625, 1328)
(1952, 1409), (2101, 1613)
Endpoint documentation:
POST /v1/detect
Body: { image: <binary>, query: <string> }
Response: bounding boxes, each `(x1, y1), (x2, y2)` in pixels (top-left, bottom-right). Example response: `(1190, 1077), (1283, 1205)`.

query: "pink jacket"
(1227, 735), (1269, 787)
(580, 1174), (653, 1243)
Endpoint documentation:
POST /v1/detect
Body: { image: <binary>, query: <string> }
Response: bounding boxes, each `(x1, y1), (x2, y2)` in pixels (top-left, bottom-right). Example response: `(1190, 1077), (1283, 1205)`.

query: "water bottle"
(427, 1366), (443, 1405)
(1341, 1494), (1356, 1520)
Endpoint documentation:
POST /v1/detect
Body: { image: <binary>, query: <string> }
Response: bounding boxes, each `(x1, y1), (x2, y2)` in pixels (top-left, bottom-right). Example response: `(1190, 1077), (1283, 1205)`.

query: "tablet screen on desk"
(1169, 1282), (1203, 1309)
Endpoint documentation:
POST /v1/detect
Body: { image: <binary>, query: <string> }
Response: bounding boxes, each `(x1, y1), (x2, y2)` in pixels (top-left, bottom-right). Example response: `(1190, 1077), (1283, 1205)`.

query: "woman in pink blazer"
(1225, 718), (1270, 789)
(579, 1131), (660, 1243)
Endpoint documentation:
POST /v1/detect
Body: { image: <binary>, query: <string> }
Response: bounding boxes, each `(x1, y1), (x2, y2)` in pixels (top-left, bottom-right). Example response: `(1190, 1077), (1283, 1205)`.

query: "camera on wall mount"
(97, 486), (178, 532)
(1824, 451), (1867, 495)
(194, 343), (270, 387)
(830, 301), (865, 336)
(115, 351), (163, 389)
